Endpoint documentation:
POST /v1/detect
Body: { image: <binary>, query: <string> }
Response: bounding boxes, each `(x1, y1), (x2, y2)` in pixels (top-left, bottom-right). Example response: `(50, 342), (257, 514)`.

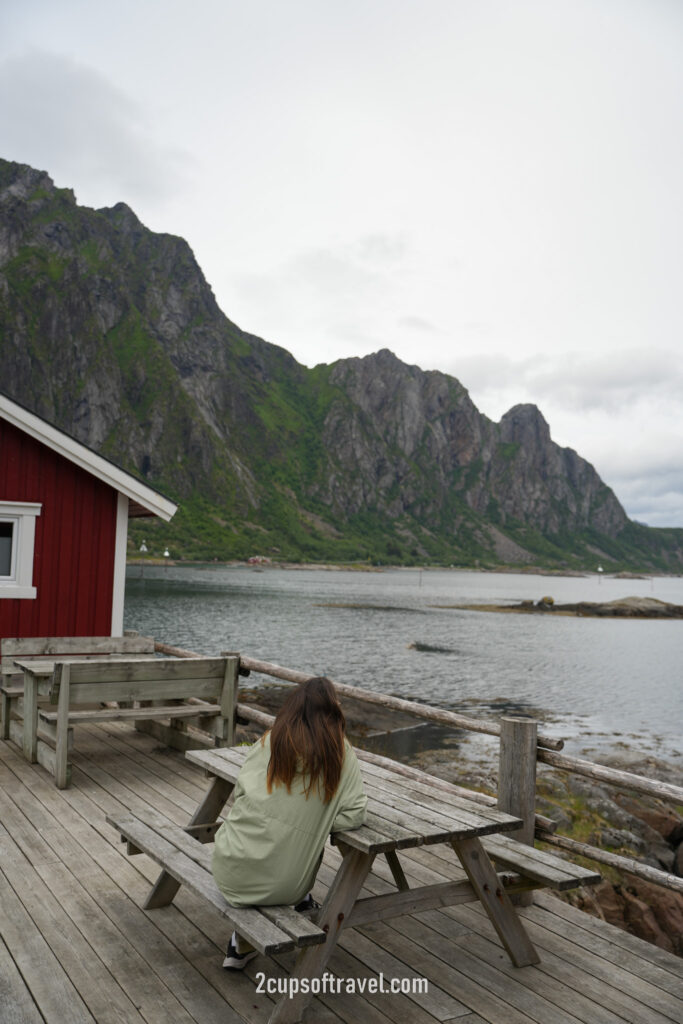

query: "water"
(124, 566), (683, 766)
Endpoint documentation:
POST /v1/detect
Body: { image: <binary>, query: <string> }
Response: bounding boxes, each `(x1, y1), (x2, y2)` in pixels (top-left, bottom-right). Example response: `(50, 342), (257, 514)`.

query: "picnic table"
(111, 743), (559, 1024)
(12, 654), (239, 788)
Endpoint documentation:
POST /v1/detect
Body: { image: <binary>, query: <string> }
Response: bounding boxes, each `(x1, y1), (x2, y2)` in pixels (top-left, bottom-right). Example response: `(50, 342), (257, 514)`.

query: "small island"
(440, 596), (683, 618)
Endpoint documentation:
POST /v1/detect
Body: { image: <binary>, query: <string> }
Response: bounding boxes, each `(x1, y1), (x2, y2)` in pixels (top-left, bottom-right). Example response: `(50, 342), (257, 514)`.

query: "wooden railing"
(154, 641), (683, 895)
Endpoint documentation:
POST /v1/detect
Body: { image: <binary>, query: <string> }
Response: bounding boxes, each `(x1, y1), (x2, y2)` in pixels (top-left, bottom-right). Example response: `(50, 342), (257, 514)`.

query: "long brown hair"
(266, 677), (346, 803)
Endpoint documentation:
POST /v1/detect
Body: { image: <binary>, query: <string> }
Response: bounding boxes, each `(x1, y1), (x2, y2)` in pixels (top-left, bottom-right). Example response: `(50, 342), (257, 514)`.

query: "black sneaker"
(222, 938), (258, 970)
(294, 894), (321, 913)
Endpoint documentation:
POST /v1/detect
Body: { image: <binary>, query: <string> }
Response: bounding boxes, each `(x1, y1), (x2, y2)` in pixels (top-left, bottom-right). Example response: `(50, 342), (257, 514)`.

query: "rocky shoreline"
(237, 683), (683, 956)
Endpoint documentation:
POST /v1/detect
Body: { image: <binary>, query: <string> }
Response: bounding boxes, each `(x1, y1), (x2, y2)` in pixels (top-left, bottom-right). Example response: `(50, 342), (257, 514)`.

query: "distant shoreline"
(126, 558), (680, 580)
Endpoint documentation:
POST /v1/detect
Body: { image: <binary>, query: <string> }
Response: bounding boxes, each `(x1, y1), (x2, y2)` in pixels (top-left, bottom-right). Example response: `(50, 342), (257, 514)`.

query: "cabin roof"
(0, 391), (177, 522)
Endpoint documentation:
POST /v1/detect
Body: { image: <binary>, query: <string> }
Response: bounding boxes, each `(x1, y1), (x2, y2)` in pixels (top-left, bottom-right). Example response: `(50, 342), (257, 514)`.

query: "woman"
(212, 676), (368, 968)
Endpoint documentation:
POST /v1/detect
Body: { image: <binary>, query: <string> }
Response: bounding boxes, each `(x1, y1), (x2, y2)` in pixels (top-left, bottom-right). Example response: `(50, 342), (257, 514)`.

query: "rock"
(595, 828), (647, 854)
(621, 887), (674, 951)
(674, 844), (683, 877)
(668, 821), (683, 848)
(613, 796), (682, 841)
(572, 879), (683, 956)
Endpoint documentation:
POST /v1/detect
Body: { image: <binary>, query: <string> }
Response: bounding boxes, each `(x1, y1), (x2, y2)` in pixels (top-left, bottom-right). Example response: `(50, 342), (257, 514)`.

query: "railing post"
(220, 654), (240, 747)
(498, 716), (538, 846)
(498, 716), (538, 906)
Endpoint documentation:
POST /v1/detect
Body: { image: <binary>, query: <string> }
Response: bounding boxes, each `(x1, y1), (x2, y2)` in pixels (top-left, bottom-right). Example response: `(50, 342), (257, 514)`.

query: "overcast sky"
(2, 0), (682, 527)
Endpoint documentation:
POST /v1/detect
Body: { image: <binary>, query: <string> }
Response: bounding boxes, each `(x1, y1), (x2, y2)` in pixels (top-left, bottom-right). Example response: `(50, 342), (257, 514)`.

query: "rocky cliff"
(1, 158), (681, 569)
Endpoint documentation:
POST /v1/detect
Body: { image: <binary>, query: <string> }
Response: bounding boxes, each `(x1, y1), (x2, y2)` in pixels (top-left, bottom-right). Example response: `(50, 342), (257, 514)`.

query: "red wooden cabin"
(0, 392), (177, 639)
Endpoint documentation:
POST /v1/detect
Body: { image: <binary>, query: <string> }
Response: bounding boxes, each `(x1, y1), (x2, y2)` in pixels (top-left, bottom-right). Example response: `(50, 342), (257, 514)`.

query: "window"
(0, 521), (13, 576)
(0, 502), (41, 599)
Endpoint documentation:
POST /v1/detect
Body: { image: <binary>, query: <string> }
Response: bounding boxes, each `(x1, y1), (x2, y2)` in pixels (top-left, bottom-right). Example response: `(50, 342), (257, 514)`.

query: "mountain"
(2, 158), (681, 571)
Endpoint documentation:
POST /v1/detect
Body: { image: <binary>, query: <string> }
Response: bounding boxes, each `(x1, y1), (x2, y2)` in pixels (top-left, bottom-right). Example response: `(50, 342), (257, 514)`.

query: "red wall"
(0, 419), (118, 639)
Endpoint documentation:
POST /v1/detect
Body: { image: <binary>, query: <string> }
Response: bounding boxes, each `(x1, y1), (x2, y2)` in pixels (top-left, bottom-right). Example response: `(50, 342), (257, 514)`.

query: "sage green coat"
(211, 734), (367, 907)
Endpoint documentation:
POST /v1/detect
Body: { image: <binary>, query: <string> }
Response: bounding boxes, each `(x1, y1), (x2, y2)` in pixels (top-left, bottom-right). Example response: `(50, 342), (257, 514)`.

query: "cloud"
(230, 231), (413, 356)
(0, 50), (192, 207)
(447, 348), (683, 418)
(398, 315), (440, 333)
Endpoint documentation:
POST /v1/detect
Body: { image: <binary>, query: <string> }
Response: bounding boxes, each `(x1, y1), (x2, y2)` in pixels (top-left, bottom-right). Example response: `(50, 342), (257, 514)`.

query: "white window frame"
(0, 501), (41, 599)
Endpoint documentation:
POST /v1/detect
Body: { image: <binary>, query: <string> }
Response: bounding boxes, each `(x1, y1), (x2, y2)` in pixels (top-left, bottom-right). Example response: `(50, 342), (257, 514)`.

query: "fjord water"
(124, 566), (683, 764)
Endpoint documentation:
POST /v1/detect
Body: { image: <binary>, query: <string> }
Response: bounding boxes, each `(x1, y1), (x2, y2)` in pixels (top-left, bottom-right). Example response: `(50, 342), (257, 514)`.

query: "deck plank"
(1, 725), (681, 1024)
(453, 903), (678, 1024)
(0, 932), (44, 1024)
(525, 896), (683, 997)
(419, 911), (630, 1024)
(532, 890), (683, 980)
(0, 850), (96, 1024)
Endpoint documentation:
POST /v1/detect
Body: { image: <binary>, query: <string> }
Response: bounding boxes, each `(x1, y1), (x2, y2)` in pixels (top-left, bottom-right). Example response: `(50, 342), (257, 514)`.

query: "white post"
(110, 492), (129, 636)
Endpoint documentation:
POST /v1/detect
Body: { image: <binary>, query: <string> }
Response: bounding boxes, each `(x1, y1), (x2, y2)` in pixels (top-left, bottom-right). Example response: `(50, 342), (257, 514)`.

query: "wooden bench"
(107, 809), (327, 957)
(15, 655), (240, 788)
(1, 633), (156, 749)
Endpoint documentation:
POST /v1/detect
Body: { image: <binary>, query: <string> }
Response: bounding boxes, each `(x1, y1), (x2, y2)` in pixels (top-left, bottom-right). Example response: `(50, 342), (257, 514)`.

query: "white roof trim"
(0, 393), (177, 522)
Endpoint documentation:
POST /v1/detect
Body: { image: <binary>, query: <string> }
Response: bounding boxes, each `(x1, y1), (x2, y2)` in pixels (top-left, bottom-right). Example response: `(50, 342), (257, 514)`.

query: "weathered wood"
(0, 686), (21, 738)
(16, 656), (237, 787)
(345, 875), (539, 928)
(537, 748), (683, 804)
(360, 777), (519, 843)
(452, 836), (540, 968)
(7, 722), (69, 782)
(238, 654), (564, 750)
(537, 830), (683, 894)
(218, 655), (239, 746)
(518, 904), (683, 1021)
(127, 807), (326, 948)
(268, 847), (377, 1024)
(153, 640), (203, 659)
(30, 714), (74, 749)
(498, 717), (537, 847)
(183, 821), (220, 842)
(385, 850), (409, 891)
(8, 718), (73, 754)
(533, 889), (683, 980)
(40, 704), (221, 723)
(0, 927), (45, 1024)
(359, 759), (523, 832)
(144, 773), (235, 908)
(21, 666), (39, 763)
(1, 634), (155, 659)
(482, 834), (601, 890)
(498, 717), (538, 907)
(107, 811), (325, 956)
(55, 662), (71, 788)
(0, 858), (95, 1024)
(134, 719), (216, 753)
(64, 655), (228, 683)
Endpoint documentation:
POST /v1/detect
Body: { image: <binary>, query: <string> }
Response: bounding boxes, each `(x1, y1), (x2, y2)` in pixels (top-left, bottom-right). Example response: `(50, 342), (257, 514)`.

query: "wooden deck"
(1, 723), (681, 1024)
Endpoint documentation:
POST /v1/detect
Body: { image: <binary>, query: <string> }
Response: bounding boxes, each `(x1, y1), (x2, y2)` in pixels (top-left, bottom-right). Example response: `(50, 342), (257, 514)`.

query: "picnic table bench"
(1, 633), (156, 750)
(9, 653), (240, 788)
(108, 743), (600, 1024)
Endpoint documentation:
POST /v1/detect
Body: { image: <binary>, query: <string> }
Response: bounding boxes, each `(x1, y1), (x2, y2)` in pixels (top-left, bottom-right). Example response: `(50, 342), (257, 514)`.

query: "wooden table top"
(187, 745), (524, 855)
